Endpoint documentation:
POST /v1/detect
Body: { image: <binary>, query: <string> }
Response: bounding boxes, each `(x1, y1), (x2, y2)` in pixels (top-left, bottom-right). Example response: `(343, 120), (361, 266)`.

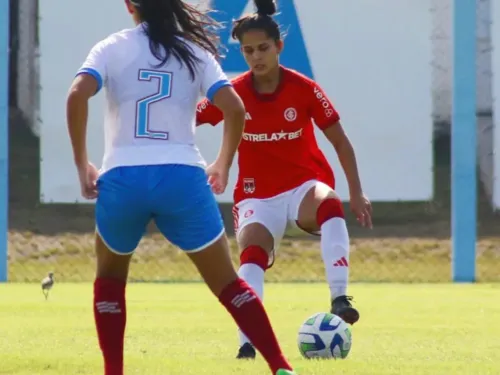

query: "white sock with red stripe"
(237, 245), (269, 347)
(321, 218), (350, 298)
(317, 199), (350, 299)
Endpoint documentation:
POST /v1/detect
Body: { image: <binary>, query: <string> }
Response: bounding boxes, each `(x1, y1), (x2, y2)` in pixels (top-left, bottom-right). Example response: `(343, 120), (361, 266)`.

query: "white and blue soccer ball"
(297, 312), (352, 359)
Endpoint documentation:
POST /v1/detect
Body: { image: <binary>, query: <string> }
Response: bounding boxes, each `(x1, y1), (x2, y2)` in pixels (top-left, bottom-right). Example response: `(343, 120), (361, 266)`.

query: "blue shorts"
(95, 164), (225, 255)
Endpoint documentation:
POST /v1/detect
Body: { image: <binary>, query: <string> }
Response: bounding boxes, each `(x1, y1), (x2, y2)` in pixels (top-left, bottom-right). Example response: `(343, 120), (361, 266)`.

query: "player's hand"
(350, 193), (373, 229)
(77, 162), (99, 200)
(206, 161), (229, 195)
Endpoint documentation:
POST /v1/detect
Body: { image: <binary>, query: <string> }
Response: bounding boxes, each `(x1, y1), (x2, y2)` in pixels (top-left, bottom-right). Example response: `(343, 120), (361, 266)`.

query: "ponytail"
(254, 0), (277, 16)
(131, 0), (220, 80)
(232, 0), (280, 42)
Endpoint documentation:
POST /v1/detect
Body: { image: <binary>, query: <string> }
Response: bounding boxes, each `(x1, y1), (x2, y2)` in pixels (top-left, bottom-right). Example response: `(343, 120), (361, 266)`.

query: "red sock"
(317, 198), (345, 226)
(94, 278), (126, 375)
(240, 245), (269, 270)
(219, 278), (292, 374)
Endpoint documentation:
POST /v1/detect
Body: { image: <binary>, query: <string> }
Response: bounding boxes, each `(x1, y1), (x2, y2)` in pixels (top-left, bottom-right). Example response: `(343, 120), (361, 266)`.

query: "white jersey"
(76, 24), (230, 174)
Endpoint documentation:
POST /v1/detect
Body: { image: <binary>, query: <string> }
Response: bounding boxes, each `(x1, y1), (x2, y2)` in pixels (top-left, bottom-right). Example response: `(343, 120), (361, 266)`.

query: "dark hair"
(231, 0), (280, 42)
(130, 0), (221, 80)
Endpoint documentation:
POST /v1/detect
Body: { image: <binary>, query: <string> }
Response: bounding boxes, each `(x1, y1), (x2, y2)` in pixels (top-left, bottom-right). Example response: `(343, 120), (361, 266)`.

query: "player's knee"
(237, 223), (274, 270)
(317, 197), (345, 227)
(240, 245), (270, 271)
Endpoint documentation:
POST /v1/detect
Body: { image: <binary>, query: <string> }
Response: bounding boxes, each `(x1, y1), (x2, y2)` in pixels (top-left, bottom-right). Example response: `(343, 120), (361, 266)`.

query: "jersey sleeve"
(199, 51), (232, 103)
(196, 98), (223, 126)
(75, 39), (109, 94)
(307, 81), (340, 130)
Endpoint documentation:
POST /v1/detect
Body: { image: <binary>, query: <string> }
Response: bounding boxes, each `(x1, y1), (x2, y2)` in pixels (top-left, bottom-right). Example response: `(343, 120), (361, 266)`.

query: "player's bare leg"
(94, 234), (133, 375)
(233, 223), (274, 359)
(297, 183), (359, 325)
(187, 234), (294, 375)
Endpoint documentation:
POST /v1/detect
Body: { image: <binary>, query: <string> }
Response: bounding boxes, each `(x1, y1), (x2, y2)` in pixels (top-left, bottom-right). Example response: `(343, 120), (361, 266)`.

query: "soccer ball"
(297, 312), (352, 359)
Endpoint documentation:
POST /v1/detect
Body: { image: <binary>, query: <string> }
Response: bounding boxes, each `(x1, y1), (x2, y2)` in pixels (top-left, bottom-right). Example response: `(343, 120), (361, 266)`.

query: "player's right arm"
(200, 51), (245, 193)
(66, 39), (108, 199)
(67, 40), (107, 169)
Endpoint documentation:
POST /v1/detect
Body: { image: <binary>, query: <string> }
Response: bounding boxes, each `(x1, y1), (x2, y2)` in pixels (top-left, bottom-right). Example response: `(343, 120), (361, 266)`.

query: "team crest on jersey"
(243, 178), (255, 194)
(284, 108), (297, 122)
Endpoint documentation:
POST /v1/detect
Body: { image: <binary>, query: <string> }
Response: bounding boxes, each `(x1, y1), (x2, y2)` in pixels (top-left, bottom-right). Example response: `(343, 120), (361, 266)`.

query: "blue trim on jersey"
(207, 79), (232, 102)
(76, 68), (103, 93)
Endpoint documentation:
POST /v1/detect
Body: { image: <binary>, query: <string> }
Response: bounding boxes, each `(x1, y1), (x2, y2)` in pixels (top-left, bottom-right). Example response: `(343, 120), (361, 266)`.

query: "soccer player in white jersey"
(65, 1), (296, 375)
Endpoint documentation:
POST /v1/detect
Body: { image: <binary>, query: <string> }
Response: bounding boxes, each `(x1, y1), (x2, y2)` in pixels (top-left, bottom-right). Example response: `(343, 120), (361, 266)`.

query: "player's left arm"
(67, 40), (107, 169)
(196, 98), (224, 127)
(309, 82), (372, 226)
(323, 123), (363, 197)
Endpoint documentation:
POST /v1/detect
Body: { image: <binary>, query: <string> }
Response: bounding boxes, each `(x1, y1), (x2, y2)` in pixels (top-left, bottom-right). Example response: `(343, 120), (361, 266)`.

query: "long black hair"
(130, 0), (221, 80)
(231, 0), (281, 42)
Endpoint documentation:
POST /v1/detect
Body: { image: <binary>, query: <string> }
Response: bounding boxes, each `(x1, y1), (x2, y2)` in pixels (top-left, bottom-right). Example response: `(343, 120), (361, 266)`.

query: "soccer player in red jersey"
(197, 0), (372, 359)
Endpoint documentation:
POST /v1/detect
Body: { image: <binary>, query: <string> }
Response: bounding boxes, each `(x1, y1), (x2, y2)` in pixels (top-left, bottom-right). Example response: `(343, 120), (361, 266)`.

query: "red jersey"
(197, 66), (339, 204)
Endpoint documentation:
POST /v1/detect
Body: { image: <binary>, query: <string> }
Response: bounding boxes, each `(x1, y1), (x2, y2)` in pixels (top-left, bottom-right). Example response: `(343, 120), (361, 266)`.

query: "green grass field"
(1, 283), (499, 375)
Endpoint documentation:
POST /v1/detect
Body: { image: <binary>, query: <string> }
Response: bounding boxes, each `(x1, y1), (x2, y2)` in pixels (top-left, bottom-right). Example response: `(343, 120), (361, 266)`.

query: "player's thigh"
(237, 223), (274, 253)
(95, 233), (132, 281)
(95, 166), (151, 256)
(234, 198), (287, 253)
(186, 234), (238, 296)
(152, 164), (225, 252)
(290, 180), (340, 232)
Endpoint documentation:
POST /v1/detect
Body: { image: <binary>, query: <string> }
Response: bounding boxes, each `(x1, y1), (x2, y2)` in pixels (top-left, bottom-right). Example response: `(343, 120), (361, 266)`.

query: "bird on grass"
(41, 272), (54, 300)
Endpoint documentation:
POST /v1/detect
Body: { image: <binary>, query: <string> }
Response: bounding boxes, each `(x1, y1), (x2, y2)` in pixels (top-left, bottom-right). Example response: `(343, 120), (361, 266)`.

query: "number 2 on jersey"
(136, 70), (172, 140)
